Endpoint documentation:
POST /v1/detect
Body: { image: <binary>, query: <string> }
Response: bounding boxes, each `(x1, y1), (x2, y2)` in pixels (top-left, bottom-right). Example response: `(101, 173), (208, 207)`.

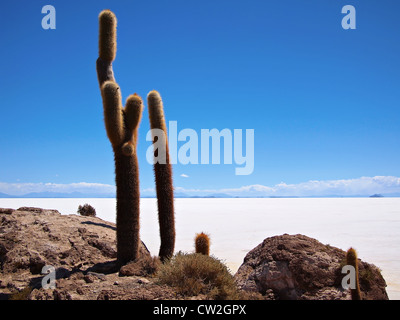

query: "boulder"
(234, 234), (388, 300)
(0, 207), (151, 299)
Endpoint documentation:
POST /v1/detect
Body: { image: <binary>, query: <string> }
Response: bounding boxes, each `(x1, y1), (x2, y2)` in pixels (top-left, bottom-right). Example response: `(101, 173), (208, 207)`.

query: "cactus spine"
(346, 247), (362, 300)
(195, 232), (210, 256)
(97, 10), (143, 264)
(147, 91), (175, 262)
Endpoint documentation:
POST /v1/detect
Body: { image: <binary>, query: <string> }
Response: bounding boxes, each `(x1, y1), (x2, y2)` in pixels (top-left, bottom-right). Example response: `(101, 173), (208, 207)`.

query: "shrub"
(119, 255), (161, 277)
(156, 252), (239, 299)
(77, 204), (96, 217)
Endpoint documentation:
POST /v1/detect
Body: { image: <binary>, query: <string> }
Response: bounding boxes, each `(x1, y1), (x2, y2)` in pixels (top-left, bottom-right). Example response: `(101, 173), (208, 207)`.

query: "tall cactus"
(147, 91), (175, 261)
(96, 10), (143, 264)
(346, 247), (362, 300)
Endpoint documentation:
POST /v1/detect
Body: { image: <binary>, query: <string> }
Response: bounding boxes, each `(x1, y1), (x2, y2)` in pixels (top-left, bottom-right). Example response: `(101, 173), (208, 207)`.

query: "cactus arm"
(101, 81), (125, 147)
(124, 94), (144, 141)
(96, 10), (117, 88)
(98, 9), (117, 63)
(121, 94), (143, 156)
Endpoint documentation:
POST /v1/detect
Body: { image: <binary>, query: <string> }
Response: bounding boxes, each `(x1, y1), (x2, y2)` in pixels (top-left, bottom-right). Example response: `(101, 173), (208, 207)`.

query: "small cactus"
(96, 9), (143, 265)
(195, 232), (210, 256)
(346, 247), (362, 300)
(147, 90), (175, 262)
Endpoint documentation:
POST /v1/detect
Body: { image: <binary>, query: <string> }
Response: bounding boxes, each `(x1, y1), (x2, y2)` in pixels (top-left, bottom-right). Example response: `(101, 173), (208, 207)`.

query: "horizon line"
(1, 176), (400, 198)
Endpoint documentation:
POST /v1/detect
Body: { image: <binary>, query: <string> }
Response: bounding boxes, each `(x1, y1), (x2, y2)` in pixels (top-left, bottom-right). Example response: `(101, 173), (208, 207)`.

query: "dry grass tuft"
(156, 252), (239, 299)
(119, 255), (161, 277)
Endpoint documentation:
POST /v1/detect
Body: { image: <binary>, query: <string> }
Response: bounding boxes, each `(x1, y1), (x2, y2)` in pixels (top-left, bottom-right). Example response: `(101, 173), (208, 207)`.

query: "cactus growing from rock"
(195, 232), (210, 256)
(147, 91), (175, 262)
(346, 247), (362, 300)
(96, 10), (143, 264)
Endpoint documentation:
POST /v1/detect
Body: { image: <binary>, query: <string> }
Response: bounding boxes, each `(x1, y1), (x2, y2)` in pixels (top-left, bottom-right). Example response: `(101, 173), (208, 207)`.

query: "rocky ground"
(0, 207), (388, 300)
(0, 207), (180, 300)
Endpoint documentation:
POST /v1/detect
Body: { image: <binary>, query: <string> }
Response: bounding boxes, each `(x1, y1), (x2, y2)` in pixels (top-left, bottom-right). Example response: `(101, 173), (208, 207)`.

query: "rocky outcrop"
(1, 208), (389, 300)
(0, 207), (176, 300)
(234, 234), (388, 300)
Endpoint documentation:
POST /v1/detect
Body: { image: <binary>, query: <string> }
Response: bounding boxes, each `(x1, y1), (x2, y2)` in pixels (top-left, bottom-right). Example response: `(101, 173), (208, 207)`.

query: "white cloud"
(180, 174), (189, 178)
(0, 182), (116, 196)
(0, 176), (399, 197)
(173, 176), (400, 197)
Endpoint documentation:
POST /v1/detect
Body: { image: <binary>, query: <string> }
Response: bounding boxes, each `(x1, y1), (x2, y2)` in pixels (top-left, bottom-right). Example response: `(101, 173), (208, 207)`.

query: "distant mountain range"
(1, 191), (399, 199)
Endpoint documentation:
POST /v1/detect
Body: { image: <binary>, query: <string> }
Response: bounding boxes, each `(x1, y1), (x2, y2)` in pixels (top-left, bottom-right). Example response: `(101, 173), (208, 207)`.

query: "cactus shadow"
(0, 293), (11, 300)
(86, 260), (120, 274)
(81, 221), (116, 231)
(28, 267), (73, 290)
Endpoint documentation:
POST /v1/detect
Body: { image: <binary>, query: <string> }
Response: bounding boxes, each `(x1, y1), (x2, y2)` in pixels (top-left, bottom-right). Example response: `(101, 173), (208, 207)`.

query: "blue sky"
(0, 0), (399, 196)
